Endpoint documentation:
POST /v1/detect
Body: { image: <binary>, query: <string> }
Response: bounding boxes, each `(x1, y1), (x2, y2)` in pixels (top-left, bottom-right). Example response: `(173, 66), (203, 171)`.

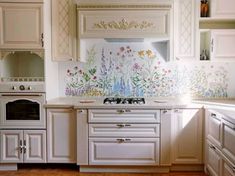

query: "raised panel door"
(23, 130), (46, 163)
(171, 108), (203, 164)
(89, 138), (159, 165)
(47, 108), (76, 163)
(211, 30), (235, 61)
(0, 130), (23, 163)
(0, 3), (43, 49)
(222, 160), (235, 176)
(211, 0), (235, 18)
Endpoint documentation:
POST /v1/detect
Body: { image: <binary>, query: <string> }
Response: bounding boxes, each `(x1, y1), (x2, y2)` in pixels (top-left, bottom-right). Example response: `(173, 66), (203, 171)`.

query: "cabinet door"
(0, 130), (23, 163)
(222, 159), (235, 176)
(0, 3), (43, 49)
(211, 30), (235, 61)
(207, 110), (222, 148)
(221, 119), (235, 164)
(171, 108), (203, 164)
(51, 0), (76, 61)
(174, 0), (199, 61)
(23, 130), (46, 163)
(206, 140), (222, 176)
(89, 138), (159, 165)
(211, 0), (235, 18)
(47, 108), (76, 163)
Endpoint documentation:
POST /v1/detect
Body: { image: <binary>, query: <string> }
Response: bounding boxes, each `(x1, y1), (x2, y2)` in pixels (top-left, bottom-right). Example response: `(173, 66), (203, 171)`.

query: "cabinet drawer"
(89, 138), (159, 165)
(222, 159), (235, 176)
(208, 110), (222, 148)
(78, 10), (170, 38)
(89, 124), (160, 137)
(206, 140), (222, 176)
(222, 119), (235, 163)
(88, 109), (160, 123)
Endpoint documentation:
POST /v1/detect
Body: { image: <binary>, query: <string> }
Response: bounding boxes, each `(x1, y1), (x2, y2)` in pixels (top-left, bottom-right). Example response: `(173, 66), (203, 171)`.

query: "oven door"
(0, 93), (45, 129)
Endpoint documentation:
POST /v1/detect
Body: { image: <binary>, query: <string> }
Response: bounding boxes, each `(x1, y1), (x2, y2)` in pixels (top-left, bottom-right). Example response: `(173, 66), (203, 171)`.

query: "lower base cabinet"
(89, 138), (159, 165)
(0, 130), (46, 163)
(47, 108), (76, 163)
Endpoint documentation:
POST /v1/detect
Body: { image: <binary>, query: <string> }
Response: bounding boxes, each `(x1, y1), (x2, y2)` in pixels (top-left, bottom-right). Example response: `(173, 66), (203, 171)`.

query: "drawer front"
(89, 138), (159, 165)
(78, 10), (170, 38)
(89, 124), (160, 137)
(222, 119), (235, 163)
(88, 109), (160, 123)
(206, 140), (222, 176)
(222, 160), (235, 176)
(208, 111), (222, 148)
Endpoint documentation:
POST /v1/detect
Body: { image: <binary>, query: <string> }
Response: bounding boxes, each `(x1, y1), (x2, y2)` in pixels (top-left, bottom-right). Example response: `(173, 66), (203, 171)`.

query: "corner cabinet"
(0, 130), (46, 163)
(51, 0), (77, 61)
(171, 108), (203, 164)
(47, 108), (76, 163)
(0, 2), (44, 49)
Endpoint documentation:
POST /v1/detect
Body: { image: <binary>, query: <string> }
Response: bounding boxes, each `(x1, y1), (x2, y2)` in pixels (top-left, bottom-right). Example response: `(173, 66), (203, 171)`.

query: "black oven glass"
(6, 100), (40, 120)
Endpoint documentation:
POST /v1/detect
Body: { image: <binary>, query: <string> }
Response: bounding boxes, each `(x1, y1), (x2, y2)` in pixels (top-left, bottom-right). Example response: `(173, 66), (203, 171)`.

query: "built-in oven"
(0, 83), (46, 129)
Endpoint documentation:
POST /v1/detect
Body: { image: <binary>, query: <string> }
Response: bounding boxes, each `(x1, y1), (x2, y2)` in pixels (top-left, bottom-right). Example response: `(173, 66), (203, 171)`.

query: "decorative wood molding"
(93, 18), (155, 30)
(0, 50), (44, 60)
(77, 4), (172, 10)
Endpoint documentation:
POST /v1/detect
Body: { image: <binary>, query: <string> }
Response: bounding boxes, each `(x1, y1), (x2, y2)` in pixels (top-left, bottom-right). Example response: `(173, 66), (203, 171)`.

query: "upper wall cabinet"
(210, 0), (235, 19)
(51, 0), (77, 61)
(0, 1), (44, 50)
(174, 0), (199, 61)
(78, 9), (170, 39)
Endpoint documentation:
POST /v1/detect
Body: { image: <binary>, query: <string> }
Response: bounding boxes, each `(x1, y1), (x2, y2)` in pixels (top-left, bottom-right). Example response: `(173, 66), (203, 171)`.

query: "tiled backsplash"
(59, 42), (235, 98)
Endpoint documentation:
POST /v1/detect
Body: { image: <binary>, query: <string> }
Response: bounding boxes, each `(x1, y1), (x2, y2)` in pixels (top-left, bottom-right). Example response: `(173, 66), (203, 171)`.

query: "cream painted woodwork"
(78, 10), (170, 39)
(0, 130), (23, 163)
(222, 159), (235, 176)
(51, 0), (76, 61)
(210, 30), (235, 61)
(89, 124), (160, 137)
(174, 0), (199, 61)
(206, 140), (222, 176)
(207, 110), (222, 148)
(23, 130), (46, 163)
(47, 108), (76, 163)
(0, 2), (43, 49)
(89, 138), (159, 165)
(160, 109), (171, 166)
(171, 108), (203, 164)
(88, 109), (160, 123)
(0, 130), (46, 163)
(77, 109), (88, 165)
(221, 118), (235, 164)
(210, 0), (235, 19)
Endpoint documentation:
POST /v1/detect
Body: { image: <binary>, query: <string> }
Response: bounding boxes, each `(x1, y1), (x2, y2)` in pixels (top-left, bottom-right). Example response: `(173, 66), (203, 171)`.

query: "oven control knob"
(27, 86), (32, 90)
(12, 86), (17, 90)
(19, 85), (25, 91)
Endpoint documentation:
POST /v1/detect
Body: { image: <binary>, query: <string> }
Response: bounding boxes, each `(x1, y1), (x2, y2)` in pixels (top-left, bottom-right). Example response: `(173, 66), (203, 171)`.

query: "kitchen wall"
(58, 41), (235, 98)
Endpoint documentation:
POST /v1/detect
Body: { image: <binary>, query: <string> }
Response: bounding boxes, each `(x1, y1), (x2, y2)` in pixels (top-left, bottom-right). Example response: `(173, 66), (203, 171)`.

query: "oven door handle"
(0, 94), (43, 97)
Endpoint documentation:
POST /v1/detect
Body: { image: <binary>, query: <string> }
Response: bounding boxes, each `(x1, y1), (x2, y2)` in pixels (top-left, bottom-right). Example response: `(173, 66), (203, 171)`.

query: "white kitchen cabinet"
(0, 130), (46, 163)
(89, 137), (159, 165)
(47, 108), (76, 163)
(221, 118), (235, 163)
(174, 0), (199, 61)
(210, 0), (235, 19)
(160, 109), (171, 166)
(207, 110), (222, 148)
(206, 140), (222, 176)
(171, 108), (203, 164)
(51, 0), (76, 61)
(222, 159), (235, 176)
(0, 2), (43, 49)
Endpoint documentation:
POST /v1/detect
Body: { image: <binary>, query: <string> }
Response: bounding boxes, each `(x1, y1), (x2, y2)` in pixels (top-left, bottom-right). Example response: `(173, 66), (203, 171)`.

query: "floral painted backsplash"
(62, 43), (231, 98)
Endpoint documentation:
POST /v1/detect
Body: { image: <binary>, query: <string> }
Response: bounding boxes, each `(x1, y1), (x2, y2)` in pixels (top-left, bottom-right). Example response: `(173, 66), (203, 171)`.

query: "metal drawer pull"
(125, 139), (131, 142)
(125, 109), (131, 112)
(117, 109), (125, 113)
(125, 124), (131, 127)
(19, 140), (23, 153)
(211, 113), (216, 117)
(163, 110), (168, 113)
(209, 144), (216, 150)
(117, 138), (125, 143)
(23, 140), (26, 154)
(116, 124), (125, 128)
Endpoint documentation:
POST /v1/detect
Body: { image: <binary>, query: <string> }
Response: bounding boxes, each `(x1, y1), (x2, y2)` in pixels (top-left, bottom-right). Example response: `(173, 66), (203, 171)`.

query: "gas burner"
(103, 97), (145, 105)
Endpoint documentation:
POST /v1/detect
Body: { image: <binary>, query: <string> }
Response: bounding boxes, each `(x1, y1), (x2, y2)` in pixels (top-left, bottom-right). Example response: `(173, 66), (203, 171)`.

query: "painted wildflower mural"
(64, 44), (229, 98)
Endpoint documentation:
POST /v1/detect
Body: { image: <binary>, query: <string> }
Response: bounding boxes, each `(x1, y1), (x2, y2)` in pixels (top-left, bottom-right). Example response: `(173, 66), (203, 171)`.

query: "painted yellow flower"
(138, 50), (145, 58)
(146, 49), (156, 59)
